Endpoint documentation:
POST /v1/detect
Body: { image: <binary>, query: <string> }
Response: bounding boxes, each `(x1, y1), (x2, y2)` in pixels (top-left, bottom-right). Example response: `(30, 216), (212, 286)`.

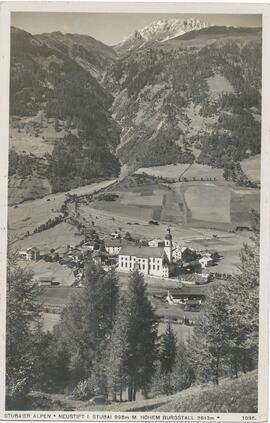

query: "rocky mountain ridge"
(115, 18), (209, 55)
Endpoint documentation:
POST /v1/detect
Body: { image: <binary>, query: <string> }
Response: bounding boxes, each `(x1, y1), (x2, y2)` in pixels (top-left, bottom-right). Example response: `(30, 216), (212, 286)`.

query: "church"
(118, 228), (175, 278)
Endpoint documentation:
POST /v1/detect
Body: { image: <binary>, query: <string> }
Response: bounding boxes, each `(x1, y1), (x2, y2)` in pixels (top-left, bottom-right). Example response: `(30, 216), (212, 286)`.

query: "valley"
(8, 20), (261, 335)
(7, 16), (261, 413)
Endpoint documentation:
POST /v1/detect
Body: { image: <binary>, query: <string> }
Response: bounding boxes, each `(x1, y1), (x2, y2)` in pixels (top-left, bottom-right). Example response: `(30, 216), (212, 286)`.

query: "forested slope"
(107, 26), (262, 171)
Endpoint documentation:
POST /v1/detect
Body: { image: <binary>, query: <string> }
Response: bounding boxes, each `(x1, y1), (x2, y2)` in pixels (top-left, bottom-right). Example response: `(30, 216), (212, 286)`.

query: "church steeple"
(164, 228), (173, 263)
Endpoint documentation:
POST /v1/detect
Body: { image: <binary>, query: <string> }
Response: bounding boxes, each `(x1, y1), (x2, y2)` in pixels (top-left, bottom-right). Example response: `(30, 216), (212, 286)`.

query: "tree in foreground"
(6, 259), (41, 409)
(152, 323), (177, 395)
(55, 262), (119, 384)
(189, 283), (231, 385)
(107, 270), (158, 401)
(124, 270), (158, 400)
(189, 210), (260, 384)
(226, 209), (259, 375)
(106, 297), (128, 401)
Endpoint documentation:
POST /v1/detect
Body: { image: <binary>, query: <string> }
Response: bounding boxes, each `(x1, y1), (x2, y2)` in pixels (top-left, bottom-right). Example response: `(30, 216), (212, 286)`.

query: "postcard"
(0, 1), (269, 421)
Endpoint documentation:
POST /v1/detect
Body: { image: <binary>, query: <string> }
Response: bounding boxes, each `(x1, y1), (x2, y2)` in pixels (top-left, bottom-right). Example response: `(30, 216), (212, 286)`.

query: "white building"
(105, 239), (123, 256)
(148, 239), (165, 248)
(18, 247), (40, 261)
(199, 256), (213, 268)
(118, 228), (174, 278)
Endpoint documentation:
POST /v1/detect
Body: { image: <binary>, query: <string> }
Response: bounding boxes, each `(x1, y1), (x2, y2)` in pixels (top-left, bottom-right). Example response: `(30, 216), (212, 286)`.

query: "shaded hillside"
(10, 27), (121, 196)
(36, 31), (117, 81)
(108, 26), (262, 171)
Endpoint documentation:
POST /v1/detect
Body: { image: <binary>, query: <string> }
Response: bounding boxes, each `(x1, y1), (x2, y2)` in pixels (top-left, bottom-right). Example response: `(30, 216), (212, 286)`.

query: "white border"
(0, 2), (269, 422)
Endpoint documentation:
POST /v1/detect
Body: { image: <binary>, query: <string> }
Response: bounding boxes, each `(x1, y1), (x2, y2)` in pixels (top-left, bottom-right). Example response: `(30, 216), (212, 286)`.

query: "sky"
(11, 13), (262, 46)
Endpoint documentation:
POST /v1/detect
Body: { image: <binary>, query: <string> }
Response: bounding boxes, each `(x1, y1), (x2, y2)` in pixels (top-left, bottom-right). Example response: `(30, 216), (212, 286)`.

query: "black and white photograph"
(1, 2), (269, 420)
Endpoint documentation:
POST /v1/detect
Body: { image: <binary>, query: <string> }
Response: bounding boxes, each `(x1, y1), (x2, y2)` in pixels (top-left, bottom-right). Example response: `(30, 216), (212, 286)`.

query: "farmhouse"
(148, 239), (165, 248)
(118, 228), (174, 278)
(105, 239), (123, 255)
(18, 247), (40, 261)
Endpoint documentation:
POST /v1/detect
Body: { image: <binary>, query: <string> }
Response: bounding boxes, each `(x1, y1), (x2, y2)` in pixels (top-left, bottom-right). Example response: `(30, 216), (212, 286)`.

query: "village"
(10, 169), (250, 339)
(17, 214), (224, 333)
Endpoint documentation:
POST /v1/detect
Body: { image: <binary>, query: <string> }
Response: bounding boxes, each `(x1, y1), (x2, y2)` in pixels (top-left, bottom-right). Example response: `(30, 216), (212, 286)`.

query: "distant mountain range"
(9, 20), (262, 200)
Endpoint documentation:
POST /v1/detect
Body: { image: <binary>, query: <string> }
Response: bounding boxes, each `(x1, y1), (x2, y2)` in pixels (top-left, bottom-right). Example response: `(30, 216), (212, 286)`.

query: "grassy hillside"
(156, 370), (258, 413)
(27, 370), (257, 412)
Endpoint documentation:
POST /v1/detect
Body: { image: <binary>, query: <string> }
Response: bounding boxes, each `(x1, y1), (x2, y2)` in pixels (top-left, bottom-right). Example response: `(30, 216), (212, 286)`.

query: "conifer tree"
(160, 323), (177, 374)
(189, 283), (231, 385)
(123, 270), (158, 401)
(6, 261), (41, 409)
(57, 262), (119, 380)
(226, 210), (259, 375)
(152, 323), (177, 395)
(106, 298), (128, 401)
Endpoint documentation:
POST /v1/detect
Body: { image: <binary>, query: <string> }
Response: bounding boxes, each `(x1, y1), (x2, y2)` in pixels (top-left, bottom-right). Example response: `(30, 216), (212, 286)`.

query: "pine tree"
(189, 211), (260, 384)
(123, 270), (158, 401)
(110, 270), (157, 401)
(171, 341), (195, 393)
(152, 323), (178, 395)
(106, 297), (128, 401)
(226, 210), (259, 375)
(6, 261), (41, 409)
(189, 283), (231, 385)
(160, 323), (177, 374)
(56, 262), (119, 381)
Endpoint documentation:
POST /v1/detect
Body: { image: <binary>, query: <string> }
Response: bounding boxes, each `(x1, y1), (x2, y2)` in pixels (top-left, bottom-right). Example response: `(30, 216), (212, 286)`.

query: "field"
(86, 182), (185, 225)
(230, 189), (260, 224)
(136, 163), (225, 181)
(14, 222), (84, 252)
(184, 184), (231, 223)
(180, 182), (260, 229)
(23, 260), (75, 286)
(241, 154), (261, 183)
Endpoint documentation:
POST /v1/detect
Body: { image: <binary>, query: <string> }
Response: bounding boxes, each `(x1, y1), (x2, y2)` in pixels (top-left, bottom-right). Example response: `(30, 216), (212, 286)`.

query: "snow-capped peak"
(117, 17), (209, 50)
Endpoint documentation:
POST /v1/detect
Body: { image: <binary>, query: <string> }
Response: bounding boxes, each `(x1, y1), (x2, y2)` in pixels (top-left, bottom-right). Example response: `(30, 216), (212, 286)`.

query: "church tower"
(164, 228), (173, 263)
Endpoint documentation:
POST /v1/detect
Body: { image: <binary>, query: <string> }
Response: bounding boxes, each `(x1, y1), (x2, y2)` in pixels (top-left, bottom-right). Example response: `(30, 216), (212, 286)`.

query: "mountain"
(9, 27), (121, 201)
(35, 31), (117, 81)
(9, 23), (262, 203)
(115, 18), (209, 55)
(107, 25), (262, 172)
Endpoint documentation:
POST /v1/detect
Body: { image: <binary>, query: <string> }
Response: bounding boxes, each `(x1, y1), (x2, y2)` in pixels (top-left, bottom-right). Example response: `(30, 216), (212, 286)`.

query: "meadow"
(180, 182), (260, 229)
(136, 163), (225, 181)
(91, 182), (185, 224)
(24, 260), (75, 286)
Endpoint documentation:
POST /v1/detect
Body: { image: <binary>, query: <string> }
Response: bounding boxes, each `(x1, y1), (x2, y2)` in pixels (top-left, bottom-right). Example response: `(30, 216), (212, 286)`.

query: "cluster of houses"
(18, 227), (216, 286)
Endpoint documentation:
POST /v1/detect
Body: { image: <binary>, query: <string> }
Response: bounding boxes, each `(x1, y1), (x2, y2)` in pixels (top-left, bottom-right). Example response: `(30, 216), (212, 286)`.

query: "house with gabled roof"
(104, 238), (125, 256)
(118, 228), (175, 278)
